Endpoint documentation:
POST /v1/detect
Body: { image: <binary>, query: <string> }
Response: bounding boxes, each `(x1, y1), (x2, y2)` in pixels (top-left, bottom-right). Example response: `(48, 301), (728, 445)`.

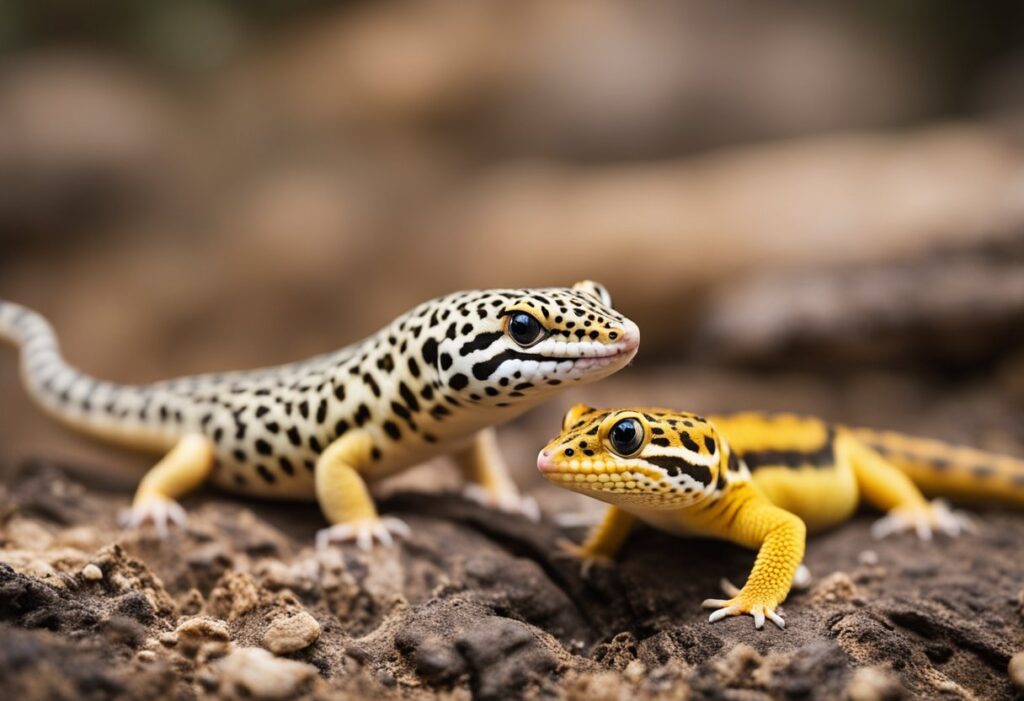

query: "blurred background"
(2, 0), (1024, 494)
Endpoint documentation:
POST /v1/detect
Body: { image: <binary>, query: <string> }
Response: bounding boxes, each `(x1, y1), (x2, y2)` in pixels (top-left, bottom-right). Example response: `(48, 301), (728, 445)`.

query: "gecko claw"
(119, 497), (188, 538)
(316, 516), (410, 551)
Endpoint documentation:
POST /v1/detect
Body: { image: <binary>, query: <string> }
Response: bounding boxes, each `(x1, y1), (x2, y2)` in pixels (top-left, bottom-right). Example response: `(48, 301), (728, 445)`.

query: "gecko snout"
(537, 450), (556, 474)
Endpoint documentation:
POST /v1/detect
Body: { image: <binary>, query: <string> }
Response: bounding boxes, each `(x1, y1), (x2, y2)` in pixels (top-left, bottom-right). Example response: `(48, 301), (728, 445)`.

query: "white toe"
(382, 516), (412, 538)
(719, 578), (742, 598)
(753, 610), (765, 629)
(766, 609), (786, 629)
(708, 605), (739, 623)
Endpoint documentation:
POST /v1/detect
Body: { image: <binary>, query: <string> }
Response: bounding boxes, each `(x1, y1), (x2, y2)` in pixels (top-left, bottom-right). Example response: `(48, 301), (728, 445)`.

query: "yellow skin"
(539, 407), (1024, 630)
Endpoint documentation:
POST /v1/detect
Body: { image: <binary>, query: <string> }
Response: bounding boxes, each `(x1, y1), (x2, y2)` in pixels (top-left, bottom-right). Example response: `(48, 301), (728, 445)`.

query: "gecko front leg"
(314, 431), (410, 550)
(698, 485), (806, 630)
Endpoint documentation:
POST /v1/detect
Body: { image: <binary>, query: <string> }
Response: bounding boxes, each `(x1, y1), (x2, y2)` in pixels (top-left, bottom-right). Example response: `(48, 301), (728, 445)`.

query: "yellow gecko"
(0, 282), (639, 549)
(538, 406), (1023, 629)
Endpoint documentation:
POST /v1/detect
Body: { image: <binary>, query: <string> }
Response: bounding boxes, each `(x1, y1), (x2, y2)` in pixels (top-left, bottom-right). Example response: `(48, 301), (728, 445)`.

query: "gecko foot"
(462, 484), (540, 522)
(871, 499), (975, 541)
(119, 496), (188, 538)
(316, 516), (411, 551)
(555, 538), (614, 577)
(702, 593), (786, 630)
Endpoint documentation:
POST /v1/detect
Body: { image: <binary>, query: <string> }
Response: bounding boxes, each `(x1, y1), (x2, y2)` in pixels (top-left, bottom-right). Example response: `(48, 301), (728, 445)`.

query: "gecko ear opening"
(572, 280), (612, 307)
(561, 403), (593, 430)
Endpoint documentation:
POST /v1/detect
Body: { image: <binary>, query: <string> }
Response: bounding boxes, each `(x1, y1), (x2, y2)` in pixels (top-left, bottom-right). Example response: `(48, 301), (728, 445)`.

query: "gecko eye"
(506, 312), (543, 347)
(608, 418), (644, 456)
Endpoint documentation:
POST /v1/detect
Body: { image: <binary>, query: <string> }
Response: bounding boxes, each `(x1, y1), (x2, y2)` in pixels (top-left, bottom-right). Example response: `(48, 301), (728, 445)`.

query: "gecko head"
(537, 405), (726, 509)
(427, 281), (639, 408)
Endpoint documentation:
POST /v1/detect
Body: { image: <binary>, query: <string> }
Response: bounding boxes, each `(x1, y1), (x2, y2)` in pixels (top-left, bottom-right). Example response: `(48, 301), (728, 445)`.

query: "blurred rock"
(1010, 651), (1024, 690)
(410, 124), (1024, 349)
(214, 647), (317, 701)
(693, 235), (1024, 369)
(845, 666), (904, 701)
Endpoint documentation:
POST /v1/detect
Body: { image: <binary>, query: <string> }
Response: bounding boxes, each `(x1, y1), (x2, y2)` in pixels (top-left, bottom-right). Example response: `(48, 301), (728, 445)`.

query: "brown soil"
(2, 437), (1023, 700)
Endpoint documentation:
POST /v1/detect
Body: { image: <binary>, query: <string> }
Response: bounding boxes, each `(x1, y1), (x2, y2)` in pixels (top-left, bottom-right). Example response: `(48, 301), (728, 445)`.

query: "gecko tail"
(0, 300), (177, 452)
(851, 427), (1024, 508)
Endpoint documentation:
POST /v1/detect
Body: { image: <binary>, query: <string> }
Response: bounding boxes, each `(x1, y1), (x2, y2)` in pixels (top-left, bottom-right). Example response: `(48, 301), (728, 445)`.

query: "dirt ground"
(2, 370), (1023, 701)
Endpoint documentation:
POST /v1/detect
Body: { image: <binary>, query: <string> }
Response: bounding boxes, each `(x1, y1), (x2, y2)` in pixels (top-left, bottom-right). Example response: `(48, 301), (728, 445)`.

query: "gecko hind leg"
(120, 433), (215, 537)
(841, 434), (976, 541)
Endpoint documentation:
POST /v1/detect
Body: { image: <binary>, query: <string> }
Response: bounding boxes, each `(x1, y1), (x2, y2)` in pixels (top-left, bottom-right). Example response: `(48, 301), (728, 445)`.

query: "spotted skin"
(539, 407), (1024, 629)
(0, 282), (639, 547)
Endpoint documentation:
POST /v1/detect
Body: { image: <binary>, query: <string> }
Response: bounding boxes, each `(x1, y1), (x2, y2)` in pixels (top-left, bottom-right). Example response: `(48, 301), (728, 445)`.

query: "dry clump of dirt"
(1, 461), (1023, 700)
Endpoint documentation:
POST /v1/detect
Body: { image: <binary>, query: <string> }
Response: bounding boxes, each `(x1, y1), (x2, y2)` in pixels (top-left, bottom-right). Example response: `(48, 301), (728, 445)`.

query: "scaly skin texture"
(0, 282), (639, 548)
(539, 407), (1023, 629)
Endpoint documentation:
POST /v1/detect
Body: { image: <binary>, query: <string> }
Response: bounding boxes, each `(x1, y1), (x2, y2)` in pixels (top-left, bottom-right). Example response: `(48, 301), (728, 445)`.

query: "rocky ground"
(3, 369), (1024, 701)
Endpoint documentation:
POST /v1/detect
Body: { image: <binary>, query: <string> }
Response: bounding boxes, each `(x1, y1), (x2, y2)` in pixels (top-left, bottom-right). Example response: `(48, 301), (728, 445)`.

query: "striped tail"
(0, 300), (179, 451)
(851, 427), (1024, 508)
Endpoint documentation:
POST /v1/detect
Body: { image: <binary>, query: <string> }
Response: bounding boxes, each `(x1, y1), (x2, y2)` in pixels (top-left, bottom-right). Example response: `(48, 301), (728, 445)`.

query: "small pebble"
(176, 616), (231, 659)
(215, 647), (317, 701)
(136, 650), (156, 663)
(176, 616), (230, 642)
(858, 550), (879, 566)
(262, 611), (321, 654)
(82, 564), (103, 581)
(1009, 652), (1024, 691)
(846, 666), (902, 701)
(624, 659), (647, 682)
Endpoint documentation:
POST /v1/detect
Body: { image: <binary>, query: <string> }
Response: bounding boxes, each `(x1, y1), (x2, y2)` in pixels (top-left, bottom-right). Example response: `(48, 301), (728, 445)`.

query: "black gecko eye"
(507, 312), (544, 347)
(608, 418), (644, 456)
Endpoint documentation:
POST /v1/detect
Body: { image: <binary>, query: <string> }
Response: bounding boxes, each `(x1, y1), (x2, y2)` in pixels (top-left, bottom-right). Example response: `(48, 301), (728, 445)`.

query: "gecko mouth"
(555, 328), (641, 363)
(562, 343), (639, 366)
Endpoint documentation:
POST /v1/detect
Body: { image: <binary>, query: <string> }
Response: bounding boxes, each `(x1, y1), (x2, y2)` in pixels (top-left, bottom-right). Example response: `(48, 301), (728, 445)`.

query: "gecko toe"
(719, 578), (742, 597)
(707, 605), (741, 623)
(766, 609), (786, 629)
